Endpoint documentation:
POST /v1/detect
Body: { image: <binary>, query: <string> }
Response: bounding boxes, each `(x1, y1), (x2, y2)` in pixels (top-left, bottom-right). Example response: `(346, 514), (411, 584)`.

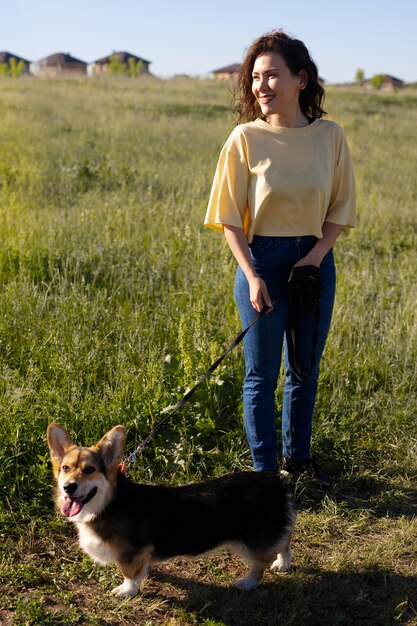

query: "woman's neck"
(266, 107), (309, 129)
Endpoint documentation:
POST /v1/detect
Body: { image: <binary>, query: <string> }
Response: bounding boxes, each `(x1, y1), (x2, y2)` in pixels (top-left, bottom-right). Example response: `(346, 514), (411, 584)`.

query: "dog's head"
(47, 423), (126, 523)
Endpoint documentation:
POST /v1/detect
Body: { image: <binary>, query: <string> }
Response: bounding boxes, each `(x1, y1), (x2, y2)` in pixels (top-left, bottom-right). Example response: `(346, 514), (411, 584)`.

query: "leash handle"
(125, 304), (270, 469)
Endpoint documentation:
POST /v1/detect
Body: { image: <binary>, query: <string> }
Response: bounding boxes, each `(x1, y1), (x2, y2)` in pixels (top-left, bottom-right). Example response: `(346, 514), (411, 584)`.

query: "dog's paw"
(234, 576), (259, 591)
(270, 552), (292, 573)
(111, 582), (139, 598)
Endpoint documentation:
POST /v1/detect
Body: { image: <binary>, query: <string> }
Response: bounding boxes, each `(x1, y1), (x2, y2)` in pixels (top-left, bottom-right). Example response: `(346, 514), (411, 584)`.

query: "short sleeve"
(325, 131), (356, 228)
(204, 136), (250, 234)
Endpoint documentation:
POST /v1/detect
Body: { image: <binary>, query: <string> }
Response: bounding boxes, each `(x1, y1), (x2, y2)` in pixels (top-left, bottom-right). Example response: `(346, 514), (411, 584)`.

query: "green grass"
(0, 76), (416, 625)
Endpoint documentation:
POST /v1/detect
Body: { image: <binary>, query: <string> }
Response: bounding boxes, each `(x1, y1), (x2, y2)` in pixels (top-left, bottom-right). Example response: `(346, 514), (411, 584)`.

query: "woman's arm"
(223, 225), (273, 313)
(224, 222), (342, 308)
(293, 222), (343, 269)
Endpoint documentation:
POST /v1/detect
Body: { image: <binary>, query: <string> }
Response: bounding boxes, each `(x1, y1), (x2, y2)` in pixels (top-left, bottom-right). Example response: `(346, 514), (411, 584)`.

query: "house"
(365, 74), (404, 92)
(32, 53), (87, 76)
(0, 51), (31, 74)
(380, 75), (404, 91)
(212, 63), (241, 80)
(91, 51), (151, 76)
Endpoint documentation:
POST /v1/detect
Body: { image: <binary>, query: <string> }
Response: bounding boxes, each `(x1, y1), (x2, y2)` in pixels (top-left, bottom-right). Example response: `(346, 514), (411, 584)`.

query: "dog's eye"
(82, 466), (96, 474)
(62, 465), (70, 473)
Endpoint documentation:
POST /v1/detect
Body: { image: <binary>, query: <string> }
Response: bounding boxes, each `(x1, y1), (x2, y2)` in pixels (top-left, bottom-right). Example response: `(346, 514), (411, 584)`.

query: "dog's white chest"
(77, 524), (117, 565)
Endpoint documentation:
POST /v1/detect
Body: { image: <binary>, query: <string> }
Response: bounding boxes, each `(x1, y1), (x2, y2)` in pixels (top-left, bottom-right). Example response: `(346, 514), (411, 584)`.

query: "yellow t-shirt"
(204, 118), (356, 243)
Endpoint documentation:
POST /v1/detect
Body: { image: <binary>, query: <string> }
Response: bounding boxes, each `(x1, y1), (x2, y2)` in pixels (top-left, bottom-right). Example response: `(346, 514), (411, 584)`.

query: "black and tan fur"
(47, 423), (295, 597)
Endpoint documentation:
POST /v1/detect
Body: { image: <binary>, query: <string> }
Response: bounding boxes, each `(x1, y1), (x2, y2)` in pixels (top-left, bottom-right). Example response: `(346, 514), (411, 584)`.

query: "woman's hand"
(289, 253), (320, 281)
(223, 225), (273, 312)
(248, 275), (273, 313)
(293, 255), (320, 269)
(290, 223), (344, 279)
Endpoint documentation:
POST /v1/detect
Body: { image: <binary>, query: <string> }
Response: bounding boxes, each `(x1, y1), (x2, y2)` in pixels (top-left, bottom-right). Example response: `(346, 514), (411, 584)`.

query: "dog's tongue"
(61, 497), (83, 518)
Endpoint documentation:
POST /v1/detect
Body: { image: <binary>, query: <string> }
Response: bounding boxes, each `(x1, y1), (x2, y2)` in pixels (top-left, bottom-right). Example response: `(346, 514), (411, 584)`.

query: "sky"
(1, 0), (416, 83)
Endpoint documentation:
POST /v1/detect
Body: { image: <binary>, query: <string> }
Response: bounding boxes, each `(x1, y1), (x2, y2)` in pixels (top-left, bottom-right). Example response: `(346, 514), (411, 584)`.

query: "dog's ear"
(95, 425), (126, 468)
(47, 423), (75, 468)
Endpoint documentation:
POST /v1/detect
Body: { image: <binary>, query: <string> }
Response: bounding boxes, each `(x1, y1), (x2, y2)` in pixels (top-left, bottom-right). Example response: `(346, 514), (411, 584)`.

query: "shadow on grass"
(333, 476), (417, 519)
(147, 566), (417, 626)
(289, 473), (417, 520)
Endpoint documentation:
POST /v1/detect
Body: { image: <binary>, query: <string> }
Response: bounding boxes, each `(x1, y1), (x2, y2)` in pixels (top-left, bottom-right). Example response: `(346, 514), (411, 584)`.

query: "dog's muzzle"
(60, 486), (97, 518)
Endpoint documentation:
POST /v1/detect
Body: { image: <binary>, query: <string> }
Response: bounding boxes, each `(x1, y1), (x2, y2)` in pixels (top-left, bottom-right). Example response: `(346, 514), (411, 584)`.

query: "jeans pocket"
(249, 236), (281, 253)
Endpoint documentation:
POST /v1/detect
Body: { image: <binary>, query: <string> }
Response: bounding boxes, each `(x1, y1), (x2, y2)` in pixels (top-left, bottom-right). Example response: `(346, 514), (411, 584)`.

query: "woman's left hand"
(289, 253), (321, 280)
(293, 255), (321, 269)
(289, 222), (344, 279)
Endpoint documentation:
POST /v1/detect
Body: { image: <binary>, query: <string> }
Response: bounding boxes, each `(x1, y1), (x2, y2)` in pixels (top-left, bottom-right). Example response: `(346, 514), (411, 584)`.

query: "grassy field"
(0, 75), (416, 625)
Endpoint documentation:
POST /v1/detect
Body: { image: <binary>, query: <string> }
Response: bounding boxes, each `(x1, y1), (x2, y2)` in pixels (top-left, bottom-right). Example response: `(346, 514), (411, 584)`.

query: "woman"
(204, 30), (356, 486)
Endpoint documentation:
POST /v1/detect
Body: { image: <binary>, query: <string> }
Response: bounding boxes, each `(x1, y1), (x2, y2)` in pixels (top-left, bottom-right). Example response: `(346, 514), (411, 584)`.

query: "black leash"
(286, 265), (322, 380)
(123, 304), (270, 470)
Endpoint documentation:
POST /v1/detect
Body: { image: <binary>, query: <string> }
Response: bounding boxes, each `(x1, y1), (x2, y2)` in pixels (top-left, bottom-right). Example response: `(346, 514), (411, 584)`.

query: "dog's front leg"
(112, 555), (151, 598)
(111, 568), (148, 598)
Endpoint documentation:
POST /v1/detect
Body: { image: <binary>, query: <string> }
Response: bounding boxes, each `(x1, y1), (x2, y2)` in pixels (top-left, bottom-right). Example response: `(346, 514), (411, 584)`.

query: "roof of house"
(212, 63), (241, 74)
(364, 74), (405, 85)
(37, 53), (87, 66)
(381, 74), (404, 83)
(0, 51), (31, 64)
(93, 51), (151, 65)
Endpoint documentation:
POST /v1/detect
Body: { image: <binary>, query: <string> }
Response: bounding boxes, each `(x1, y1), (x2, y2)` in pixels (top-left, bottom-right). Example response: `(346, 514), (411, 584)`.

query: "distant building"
(91, 51), (151, 75)
(379, 75), (404, 91)
(0, 51), (31, 74)
(364, 74), (404, 92)
(212, 63), (241, 80)
(32, 53), (87, 76)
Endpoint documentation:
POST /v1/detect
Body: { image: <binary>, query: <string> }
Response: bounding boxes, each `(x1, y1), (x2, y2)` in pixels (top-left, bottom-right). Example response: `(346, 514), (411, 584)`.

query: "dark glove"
(288, 265), (322, 312)
(286, 265), (322, 379)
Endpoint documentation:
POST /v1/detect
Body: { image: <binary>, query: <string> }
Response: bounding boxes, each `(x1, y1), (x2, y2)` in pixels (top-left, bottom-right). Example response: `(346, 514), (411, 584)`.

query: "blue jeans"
(234, 235), (336, 472)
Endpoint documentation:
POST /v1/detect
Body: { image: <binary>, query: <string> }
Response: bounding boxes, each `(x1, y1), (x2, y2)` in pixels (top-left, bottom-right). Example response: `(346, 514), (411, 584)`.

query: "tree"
(127, 57), (143, 77)
(9, 57), (25, 78)
(107, 54), (144, 77)
(371, 74), (385, 90)
(355, 68), (365, 85)
(108, 54), (127, 75)
(0, 57), (25, 78)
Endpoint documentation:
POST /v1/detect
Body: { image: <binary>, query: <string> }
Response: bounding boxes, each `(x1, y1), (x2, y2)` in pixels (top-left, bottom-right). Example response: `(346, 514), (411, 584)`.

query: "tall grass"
(0, 77), (416, 625)
(1, 76), (416, 496)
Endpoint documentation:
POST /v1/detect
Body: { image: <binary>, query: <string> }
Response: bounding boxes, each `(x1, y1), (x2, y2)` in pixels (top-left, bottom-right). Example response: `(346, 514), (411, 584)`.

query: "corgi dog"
(47, 423), (295, 597)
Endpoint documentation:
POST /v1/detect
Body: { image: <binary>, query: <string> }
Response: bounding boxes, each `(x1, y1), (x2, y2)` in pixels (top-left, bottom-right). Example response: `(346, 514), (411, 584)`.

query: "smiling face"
(56, 447), (108, 519)
(47, 423), (126, 523)
(251, 52), (307, 123)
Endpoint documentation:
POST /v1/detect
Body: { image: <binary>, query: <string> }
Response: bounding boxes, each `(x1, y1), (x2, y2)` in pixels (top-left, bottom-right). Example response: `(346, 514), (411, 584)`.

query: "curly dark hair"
(233, 30), (326, 124)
